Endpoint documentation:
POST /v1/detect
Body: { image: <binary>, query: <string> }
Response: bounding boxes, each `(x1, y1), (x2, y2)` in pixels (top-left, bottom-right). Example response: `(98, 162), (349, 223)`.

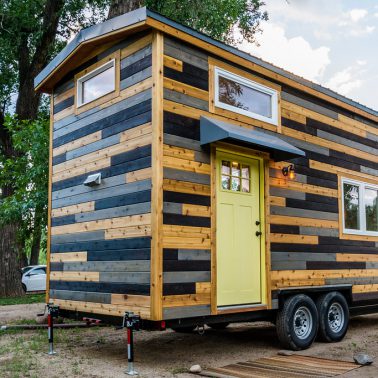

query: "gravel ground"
(0, 304), (377, 377)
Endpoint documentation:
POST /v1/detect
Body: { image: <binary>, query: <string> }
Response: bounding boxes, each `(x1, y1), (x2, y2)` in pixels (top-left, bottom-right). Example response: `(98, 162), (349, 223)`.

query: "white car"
(22, 265), (47, 292)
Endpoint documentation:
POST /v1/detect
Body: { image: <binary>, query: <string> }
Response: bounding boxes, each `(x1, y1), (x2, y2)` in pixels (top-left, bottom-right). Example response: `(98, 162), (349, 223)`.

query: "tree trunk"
(108, 0), (145, 19)
(0, 224), (24, 297)
(0, 0), (65, 297)
(30, 211), (43, 266)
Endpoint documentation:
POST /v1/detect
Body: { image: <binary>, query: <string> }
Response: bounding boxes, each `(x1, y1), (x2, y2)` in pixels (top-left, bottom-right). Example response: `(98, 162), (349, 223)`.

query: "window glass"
(30, 268), (46, 275)
(343, 183), (360, 230)
(218, 75), (272, 118)
(221, 175), (230, 190)
(220, 159), (250, 193)
(82, 65), (115, 104)
(365, 188), (378, 232)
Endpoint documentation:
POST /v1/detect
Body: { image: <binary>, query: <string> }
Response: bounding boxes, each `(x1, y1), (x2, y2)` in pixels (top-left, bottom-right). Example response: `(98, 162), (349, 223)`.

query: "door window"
(221, 160), (250, 193)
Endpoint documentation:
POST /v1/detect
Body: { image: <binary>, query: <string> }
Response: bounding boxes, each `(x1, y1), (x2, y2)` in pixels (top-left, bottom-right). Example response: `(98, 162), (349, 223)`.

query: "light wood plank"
(54, 87), (74, 106)
(51, 202), (95, 218)
(352, 284), (378, 293)
(163, 55), (183, 71)
(53, 132), (152, 174)
(162, 179), (210, 196)
(270, 215), (339, 229)
(51, 214), (151, 236)
(162, 293), (210, 307)
(105, 225), (152, 239)
(50, 252), (87, 262)
(126, 167), (152, 183)
(53, 131), (102, 157)
(271, 234), (318, 244)
(150, 31), (164, 321)
(120, 33), (152, 59)
(111, 294), (150, 307)
(269, 196), (286, 207)
(54, 298), (150, 318)
(270, 177), (338, 198)
(163, 77), (208, 101)
(50, 271), (99, 282)
(337, 253), (378, 262)
(163, 155), (211, 174)
(182, 204), (211, 217)
(196, 282), (211, 294)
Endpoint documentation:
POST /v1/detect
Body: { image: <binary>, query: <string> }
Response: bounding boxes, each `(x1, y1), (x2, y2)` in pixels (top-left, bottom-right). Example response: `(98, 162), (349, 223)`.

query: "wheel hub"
(293, 306), (313, 340)
(328, 302), (344, 333)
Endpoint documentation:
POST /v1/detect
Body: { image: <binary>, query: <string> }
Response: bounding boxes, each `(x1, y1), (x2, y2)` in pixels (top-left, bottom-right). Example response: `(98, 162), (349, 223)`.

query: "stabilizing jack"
(46, 304), (60, 355)
(122, 312), (141, 376)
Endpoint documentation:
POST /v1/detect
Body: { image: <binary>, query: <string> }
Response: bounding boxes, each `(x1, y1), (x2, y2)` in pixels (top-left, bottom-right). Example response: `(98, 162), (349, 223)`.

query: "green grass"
(0, 293), (45, 306)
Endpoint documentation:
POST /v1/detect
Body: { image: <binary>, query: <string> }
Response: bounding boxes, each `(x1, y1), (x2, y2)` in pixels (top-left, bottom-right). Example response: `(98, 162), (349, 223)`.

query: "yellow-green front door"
(216, 150), (263, 307)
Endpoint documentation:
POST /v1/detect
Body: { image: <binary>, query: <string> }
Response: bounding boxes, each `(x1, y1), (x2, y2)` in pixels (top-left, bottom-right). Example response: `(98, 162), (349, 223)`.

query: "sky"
(237, 0), (378, 111)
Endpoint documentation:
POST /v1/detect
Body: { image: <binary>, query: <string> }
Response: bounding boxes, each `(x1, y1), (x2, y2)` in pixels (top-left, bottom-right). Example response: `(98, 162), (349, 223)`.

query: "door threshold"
(217, 303), (267, 314)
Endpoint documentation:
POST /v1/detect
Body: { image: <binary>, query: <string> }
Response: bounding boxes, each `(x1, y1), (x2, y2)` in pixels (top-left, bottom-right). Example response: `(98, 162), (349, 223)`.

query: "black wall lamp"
(282, 164), (295, 180)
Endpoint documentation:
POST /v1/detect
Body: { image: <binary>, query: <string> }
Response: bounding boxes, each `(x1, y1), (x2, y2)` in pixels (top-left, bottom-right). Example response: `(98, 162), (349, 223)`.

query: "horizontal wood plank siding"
(49, 34), (154, 319)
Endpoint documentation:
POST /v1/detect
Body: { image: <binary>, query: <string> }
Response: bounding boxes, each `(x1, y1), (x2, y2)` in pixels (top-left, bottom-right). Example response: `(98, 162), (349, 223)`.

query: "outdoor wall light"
(83, 172), (102, 186)
(282, 164), (295, 180)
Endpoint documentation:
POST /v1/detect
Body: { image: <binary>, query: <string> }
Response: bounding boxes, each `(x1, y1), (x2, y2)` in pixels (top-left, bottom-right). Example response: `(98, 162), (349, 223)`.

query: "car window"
(29, 268), (46, 275)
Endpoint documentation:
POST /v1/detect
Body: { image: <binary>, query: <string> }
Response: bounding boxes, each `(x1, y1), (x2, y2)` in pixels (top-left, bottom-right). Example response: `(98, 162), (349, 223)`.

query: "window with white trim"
(214, 67), (278, 125)
(342, 178), (378, 235)
(77, 59), (115, 107)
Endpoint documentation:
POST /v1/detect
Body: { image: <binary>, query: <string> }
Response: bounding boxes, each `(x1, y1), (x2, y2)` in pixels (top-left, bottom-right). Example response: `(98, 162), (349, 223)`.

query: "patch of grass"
(0, 293), (45, 306)
(170, 367), (188, 375)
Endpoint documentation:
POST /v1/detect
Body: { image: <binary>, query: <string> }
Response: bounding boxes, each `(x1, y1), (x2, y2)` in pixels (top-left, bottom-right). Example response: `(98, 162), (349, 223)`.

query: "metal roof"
(200, 116), (305, 161)
(35, 7), (377, 118)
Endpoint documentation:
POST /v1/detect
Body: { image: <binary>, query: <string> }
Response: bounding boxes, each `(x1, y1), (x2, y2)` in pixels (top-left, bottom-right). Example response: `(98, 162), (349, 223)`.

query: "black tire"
(22, 284), (27, 293)
(316, 291), (349, 343)
(208, 322), (230, 330)
(171, 326), (195, 333)
(276, 294), (318, 350)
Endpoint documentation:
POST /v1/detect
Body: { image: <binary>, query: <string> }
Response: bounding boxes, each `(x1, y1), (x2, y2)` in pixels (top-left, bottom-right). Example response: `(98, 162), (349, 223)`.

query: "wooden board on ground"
(199, 354), (360, 378)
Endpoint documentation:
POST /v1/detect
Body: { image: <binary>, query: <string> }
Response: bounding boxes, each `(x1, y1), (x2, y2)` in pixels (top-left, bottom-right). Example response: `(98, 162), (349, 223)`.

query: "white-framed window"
(214, 67), (278, 125)
(341, 177), (378, 236)
(77, 59), (115, 107)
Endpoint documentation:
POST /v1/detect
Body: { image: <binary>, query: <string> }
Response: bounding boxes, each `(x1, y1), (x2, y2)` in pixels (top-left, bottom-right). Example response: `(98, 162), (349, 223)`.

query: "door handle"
(256, 231), (262, 237)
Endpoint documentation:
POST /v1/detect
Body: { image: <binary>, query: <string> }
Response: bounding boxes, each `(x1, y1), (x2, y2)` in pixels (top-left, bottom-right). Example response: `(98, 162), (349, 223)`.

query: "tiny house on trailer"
(35, 7), (378, 351)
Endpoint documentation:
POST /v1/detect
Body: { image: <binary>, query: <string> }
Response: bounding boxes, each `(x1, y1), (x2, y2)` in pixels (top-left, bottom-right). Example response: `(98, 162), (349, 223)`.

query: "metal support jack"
(46, 304), (59, 355)
(122, 312), (140, 376)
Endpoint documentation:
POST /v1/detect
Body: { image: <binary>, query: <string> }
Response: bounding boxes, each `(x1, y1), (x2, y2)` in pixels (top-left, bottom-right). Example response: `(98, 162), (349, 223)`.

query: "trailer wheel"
(208, 322), (230, 330)
(276, 294), (318, 350)
(316, 291), (349, 342)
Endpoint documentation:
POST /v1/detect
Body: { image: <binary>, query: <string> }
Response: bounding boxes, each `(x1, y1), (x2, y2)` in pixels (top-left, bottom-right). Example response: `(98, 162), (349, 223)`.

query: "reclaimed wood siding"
(49, 34), (153, 319)
(162, 37), (211, 319)
(163, 36), (378, 316)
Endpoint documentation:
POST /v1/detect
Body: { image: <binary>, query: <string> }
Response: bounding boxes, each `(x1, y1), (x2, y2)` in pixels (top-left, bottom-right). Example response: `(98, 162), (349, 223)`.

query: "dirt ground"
(0, 304), (377, 378)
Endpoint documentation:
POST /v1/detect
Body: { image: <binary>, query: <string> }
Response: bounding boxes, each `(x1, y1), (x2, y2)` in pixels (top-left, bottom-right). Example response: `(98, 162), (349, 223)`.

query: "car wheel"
(208, 322), (230, 330)
(316, 291), (349, 343)
(22, 284), (27, 292)
(276, 294), (318, 350)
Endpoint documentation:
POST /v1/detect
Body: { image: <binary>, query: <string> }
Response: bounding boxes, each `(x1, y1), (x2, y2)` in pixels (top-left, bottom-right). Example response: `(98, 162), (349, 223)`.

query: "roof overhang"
(200, 116), (305, 161)
(35, 7), (377, 122)
(34, 7), (149, 93)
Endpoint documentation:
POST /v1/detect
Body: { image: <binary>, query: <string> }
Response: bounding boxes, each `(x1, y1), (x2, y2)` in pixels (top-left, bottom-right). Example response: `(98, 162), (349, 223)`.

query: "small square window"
(77, 60), (115, 107)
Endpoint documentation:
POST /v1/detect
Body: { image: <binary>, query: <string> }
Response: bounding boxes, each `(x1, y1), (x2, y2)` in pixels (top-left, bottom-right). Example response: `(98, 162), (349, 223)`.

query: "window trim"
(77, 59), (116, 107)
(214, 67), (279, 126)
(341, 177), (378, 236)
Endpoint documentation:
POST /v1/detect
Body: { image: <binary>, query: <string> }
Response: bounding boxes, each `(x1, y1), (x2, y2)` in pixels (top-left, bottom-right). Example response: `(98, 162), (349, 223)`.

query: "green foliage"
(0, 115), (49, 250)
(146, 0), (268, 44)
